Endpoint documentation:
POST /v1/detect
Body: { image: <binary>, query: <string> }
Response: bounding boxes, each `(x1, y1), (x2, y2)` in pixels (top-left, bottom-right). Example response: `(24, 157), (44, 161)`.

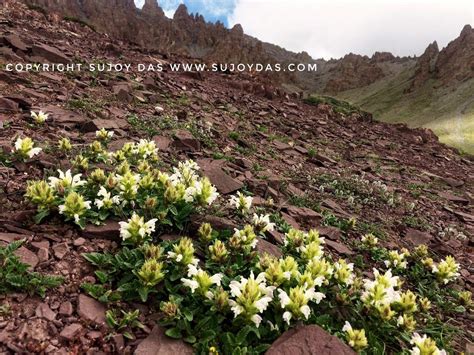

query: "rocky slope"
(0, 2), (473, 354)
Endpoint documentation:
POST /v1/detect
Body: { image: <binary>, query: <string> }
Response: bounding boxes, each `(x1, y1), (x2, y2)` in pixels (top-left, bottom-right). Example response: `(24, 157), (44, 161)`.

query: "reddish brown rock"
(202, 166), (243, 194)
(134, 325), (193, 355)
(172, 130), (201, 152)
(35, 303), (57, 321)
(60, 323), (83, 341)
(43, 105), (87, 127)
(325, 240), (354, 256)
(152, 135), (172, 151)
(284, 206), (322, 225)
(0, 97), (20, 113)
(404, 228), (433, 246)
(31, 43), (70, 64)
(82, 221), (120, 241)
(59, 301), (74, 316)
(82, 118), (129, 132)
(15, 246), (39, 269)
(256, 238), (282, 258)
(53, 242), (69, 259)
(77, 294), (106, 325)
(318, 226), (341, 241)
(266, 324), (355, 355)
(3, 33), (28, 51)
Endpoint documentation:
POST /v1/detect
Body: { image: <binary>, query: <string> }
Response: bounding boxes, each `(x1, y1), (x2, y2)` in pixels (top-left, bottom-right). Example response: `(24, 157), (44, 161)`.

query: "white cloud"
(228, 0), (473, 59)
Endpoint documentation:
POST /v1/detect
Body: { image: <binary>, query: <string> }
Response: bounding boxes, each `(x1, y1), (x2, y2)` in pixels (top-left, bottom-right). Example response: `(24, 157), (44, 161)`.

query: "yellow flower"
(137, 259), (165, 287)
(208, 240), (228, 263)
(397, 290), (418, 314)
(409, 333), (446, 355)
(58, 137), (72, 152)
(397, 314), (416, 332)
(333, 259), (355, 286)
(342, 322), (368, 351)
(432, 256), (460, 284)
(31, 110), (48, 124)
(167, 237), (198, 266)
(13, 137), (42, 160)
(25, 180), (56, 210)
(198, 223), (214, 243)
(420, 297), (432, 311)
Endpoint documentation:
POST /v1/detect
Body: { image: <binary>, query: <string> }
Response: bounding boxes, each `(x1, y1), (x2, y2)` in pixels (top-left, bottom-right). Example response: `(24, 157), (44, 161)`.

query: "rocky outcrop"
(141, 0), (164, 17)
(435, 24), (474, 84)
(408, 41), (439, 92)
(324, 53), (386, 93)
(409, 25), (473, 91)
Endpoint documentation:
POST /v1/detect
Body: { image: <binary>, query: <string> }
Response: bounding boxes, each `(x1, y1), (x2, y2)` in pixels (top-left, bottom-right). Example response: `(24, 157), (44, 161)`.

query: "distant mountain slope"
(331, 25), (474, 154)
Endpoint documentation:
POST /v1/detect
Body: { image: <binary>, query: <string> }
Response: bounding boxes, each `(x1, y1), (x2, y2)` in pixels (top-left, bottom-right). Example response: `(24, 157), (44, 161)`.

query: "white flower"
(181, 278), (199, 293)
(95, 186), (121, 209)
(31, 110), (48, 123)
(342, 321), (352, 332)
(250, 314), (262, 327)
(118, 213), (157, 243)
(409, 333), (447, 355)
(14, 137), (42, 158)
(48, 169), (86, 190)
(277, 286), (325, 324)
(170, 160), (199, 187)
(134, 139), (158, 158)
(96, 128), (114, 139)
(252, 214), (275, 233)
(229, 192), (253, 214)
(300, 305), (311, 319)
(228, 272), (274, 327)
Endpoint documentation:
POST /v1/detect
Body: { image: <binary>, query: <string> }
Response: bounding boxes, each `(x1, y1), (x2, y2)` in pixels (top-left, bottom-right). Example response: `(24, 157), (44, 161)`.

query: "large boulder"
(266, 324), (355, 355)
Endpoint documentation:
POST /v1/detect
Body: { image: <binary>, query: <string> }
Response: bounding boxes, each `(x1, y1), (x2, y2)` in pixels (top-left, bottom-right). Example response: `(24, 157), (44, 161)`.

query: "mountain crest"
(173, 4), (190, 20)
(142, 0), (164, 16)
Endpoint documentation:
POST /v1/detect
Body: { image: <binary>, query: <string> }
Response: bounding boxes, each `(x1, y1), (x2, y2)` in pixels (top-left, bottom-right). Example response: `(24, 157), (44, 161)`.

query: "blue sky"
(134, 0), (473, 59)
(134, 0), (236, 25)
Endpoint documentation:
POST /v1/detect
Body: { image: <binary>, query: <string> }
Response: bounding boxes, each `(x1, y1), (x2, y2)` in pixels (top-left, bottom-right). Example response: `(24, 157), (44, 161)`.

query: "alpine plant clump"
(22, 130), (467, 354)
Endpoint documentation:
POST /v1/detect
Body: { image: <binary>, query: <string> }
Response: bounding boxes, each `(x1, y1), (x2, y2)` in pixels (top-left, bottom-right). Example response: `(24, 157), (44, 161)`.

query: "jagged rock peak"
(426, 41), (439, 53)
(230, 24), (244, 36)
(116, 0), (136, 9)
(461, 24), (472, 36)
(173, 4), (190, 20)
(371, 51), (395, 62)
(142, 0), (164, 16)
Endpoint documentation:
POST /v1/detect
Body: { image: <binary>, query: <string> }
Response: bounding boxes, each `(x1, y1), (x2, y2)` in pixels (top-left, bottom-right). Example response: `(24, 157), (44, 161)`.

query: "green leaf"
(454, 305), (466, 313)
(183, 335), (196, 343)
(199, 329), (217, 343)
(182, 309), (193, 322)
(123, 331), (135, 340)
(138, 287), (150, 302)
(165, 327), (182, 339)
(95, 271), (109, 284)
(236, 325), (252, 344)
(34, 209), (50, 224)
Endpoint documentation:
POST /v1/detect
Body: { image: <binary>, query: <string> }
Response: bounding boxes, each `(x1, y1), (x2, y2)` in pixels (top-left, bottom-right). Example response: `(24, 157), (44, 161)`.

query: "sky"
(134, 0), (474, 59)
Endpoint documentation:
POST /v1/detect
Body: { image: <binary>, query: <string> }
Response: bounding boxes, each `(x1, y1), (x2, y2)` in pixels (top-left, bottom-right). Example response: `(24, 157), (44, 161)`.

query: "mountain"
(1, 1), (473, 354)
(330, 25), (474, 154)
(22, 0), (319, 88)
